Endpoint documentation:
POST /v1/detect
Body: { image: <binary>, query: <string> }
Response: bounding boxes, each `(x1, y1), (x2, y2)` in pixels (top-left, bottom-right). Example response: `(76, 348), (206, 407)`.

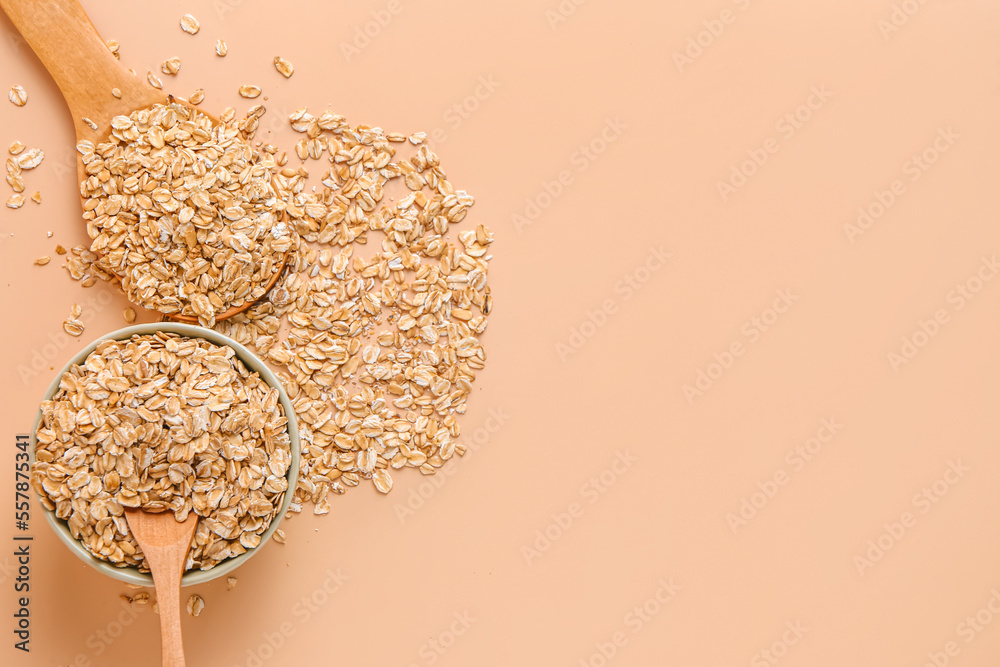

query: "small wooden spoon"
(0, 0), (288, 322)
(125, 509), (199, 667)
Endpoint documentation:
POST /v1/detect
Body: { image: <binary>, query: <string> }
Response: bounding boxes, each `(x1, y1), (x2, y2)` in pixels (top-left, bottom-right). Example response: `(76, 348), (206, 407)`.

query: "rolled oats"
(186, 594), (205, 616)
(32, 333), (292, 572)
(239, 85), (262, 99)
(180, 14), (200, 35)
(209, 108), (493, 510)
(79, 103), (291, 326)
(8, 85), (27, 107)
(17, 148), (43, 170)
(161, 57), (181, 75)
(273, 57), (294, 78)
(216, 40), (228, 57)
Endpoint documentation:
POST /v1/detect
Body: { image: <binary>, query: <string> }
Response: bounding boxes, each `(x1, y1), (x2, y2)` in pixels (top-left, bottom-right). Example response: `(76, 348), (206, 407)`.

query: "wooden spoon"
(125, 508), (199, 667)
(0, 0), (288, 322)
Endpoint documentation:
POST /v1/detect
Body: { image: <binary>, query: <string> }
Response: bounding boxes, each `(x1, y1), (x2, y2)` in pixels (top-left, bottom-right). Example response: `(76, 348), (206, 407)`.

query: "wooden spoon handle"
(0, 0), (163, 140)
(152, 554), (187, 667)
(125, 509), (198, 667)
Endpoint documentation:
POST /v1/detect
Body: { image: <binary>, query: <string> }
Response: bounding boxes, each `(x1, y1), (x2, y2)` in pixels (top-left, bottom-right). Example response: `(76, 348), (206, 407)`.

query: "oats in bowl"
(32, 328), (294, 577)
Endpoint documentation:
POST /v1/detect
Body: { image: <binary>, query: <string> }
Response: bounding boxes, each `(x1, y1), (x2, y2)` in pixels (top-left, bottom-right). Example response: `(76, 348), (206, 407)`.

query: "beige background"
(2, 0), (1000, 665)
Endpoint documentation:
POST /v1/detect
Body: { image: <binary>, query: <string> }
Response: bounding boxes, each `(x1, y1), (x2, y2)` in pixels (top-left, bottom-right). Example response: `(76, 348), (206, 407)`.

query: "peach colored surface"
(2, 1), (1000, 665)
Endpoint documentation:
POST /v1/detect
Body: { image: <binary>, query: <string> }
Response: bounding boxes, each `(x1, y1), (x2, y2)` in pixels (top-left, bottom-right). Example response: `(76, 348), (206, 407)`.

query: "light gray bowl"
(29, 322), (299, 587)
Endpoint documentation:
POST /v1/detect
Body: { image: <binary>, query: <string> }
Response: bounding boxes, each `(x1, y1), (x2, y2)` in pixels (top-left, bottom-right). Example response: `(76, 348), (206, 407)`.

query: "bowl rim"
(30, 322), (299, 587)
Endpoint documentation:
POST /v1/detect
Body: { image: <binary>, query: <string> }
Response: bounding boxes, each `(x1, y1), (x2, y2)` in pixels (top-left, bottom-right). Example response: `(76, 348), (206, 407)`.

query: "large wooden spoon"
(0, 0), (288, 322)
(125, 509), (199, 667)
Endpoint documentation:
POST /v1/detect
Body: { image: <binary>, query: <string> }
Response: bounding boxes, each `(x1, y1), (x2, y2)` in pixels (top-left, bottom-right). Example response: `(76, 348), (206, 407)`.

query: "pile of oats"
(32, 332), (292, 571)
(78, 102), (293, 326)
(212, 108), (492, 512)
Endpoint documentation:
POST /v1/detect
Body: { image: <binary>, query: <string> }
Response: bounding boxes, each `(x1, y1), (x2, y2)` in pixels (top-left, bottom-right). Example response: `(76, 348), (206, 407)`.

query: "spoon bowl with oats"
(0, 0), (291, 326)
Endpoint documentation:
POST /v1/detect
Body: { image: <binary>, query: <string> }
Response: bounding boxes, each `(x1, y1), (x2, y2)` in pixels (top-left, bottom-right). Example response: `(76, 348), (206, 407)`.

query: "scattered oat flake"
(273, 56), (294, 78)
(8, 85), (27, 106)
(215, 40), (228, 57)
(6, 194), (24, 209)
(55, 245), (66, 255)
(272, 528), (285, 544)
(180, 14), (200, 35)
(238, 85), (261, 99)
(132, 592), (150, 605)
(147, 72), (162, 89)
(227, 577), (237, 591)
(82, 117), (98, 130)
(17, 148), (43, 169)
(34, 256), (50, 266)
(111, 87), (121, 98)
(62, 315), (84, 337)
(123, 307), (136, 324)
(189, 88), (205, 105)
(161, 57), (181, 75)
(186, 594), (204, 617)
(106, 39), (120, 58)
(409, 132), (427, 145)
(30, 191), (40, 204)
(8, 141), (24, 155)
